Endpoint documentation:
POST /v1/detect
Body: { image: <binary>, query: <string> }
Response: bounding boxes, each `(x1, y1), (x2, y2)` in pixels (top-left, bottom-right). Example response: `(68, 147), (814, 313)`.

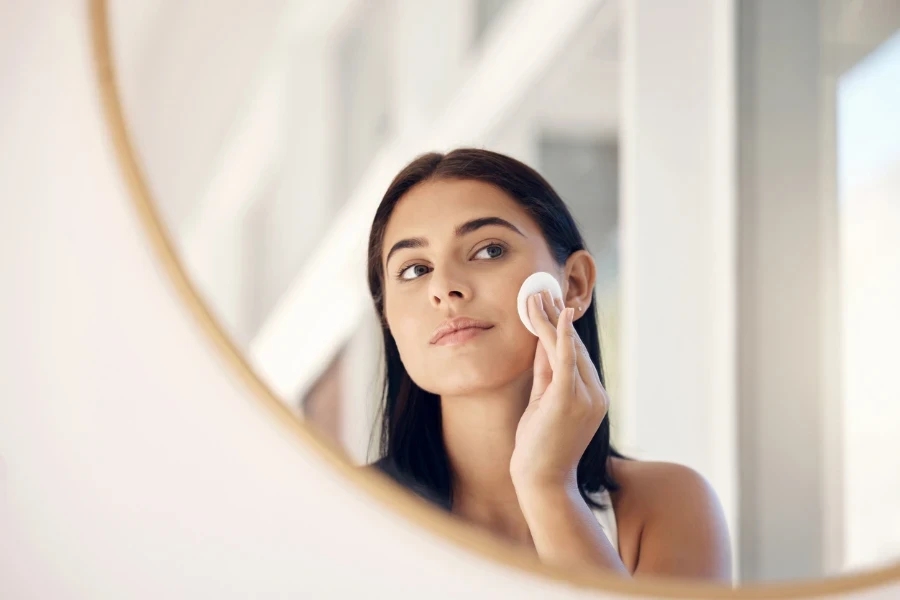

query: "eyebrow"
(384, 216), (526, 268)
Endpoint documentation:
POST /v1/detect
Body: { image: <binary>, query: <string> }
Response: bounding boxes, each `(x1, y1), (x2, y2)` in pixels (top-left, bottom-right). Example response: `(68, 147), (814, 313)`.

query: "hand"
(510, 291), (610, 492)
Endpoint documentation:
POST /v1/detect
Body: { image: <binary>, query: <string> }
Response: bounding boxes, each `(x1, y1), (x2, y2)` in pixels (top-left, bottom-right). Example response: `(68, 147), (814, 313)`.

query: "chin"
(418, 355), (530, 396)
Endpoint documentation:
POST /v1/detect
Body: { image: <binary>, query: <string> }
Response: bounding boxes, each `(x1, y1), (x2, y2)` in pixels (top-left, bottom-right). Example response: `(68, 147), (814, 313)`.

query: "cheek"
(384, 292), (417, 332)
(502, 325), (539, 372)
(408, 325), (539, 396)
(383, 266), (547, 391)
(386, 305), (425, 359)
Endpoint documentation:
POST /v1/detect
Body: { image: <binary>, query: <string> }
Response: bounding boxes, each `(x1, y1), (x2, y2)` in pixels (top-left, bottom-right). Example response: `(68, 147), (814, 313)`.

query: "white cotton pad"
(517, 271), (564, 336)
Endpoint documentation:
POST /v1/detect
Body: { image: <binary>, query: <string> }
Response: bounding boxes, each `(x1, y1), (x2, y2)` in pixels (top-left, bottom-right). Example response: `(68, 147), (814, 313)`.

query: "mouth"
(430, 317), (495, 346)
(432, 325), (494, 346)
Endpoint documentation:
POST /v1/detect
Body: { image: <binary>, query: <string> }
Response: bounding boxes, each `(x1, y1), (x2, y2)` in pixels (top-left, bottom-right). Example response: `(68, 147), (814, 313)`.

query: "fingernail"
(533, 293), (543, 312)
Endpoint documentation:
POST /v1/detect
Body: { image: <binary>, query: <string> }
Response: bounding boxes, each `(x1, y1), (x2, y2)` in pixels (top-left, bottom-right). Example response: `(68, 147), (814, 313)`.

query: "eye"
(394, 243), (507, 282)
(397, 264), (432, 281)
(474, 243), (505, 260)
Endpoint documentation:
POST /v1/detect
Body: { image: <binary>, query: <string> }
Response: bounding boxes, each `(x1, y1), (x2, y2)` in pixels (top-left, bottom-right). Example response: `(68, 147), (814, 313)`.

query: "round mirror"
(95, 0), (900, 593)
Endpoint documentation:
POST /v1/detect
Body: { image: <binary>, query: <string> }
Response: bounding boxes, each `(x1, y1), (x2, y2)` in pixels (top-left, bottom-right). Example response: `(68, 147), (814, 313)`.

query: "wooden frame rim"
(87, 2), (900, 597)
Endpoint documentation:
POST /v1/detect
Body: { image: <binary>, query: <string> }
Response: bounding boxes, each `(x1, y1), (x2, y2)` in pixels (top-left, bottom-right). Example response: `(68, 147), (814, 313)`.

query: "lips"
(430, 317), (494, 345)
(433, 326), (491, 346)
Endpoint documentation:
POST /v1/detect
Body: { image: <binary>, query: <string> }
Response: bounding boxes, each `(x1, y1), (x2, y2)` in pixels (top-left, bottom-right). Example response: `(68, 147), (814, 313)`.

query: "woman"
(365, 148), (731, 582)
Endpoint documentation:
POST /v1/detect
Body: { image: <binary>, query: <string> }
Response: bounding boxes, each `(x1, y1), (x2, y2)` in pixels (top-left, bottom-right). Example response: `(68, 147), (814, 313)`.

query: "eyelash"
(394, 242), (508, 282)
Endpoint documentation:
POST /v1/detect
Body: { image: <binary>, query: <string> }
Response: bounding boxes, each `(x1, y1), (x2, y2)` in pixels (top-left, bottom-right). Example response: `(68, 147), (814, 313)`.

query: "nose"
(428, 264), (473, 308)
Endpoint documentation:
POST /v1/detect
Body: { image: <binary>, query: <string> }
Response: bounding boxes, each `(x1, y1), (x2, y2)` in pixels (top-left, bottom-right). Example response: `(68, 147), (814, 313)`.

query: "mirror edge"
(86, 1), (900, 597)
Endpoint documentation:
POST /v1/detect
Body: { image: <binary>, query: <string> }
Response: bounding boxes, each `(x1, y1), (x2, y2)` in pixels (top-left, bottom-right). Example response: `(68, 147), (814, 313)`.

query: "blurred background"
(106, 0), (899, 585)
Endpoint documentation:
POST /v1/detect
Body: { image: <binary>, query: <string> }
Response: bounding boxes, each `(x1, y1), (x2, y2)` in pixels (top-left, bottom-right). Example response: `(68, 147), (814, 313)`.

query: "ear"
(562, 250), (596, 320)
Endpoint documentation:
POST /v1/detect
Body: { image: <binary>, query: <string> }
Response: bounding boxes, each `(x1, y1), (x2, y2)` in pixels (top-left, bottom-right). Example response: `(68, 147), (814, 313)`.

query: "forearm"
(515, 483), (631, 577)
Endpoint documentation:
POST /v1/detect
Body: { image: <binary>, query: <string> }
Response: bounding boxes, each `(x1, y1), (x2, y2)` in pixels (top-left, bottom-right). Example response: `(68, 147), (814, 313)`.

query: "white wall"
(838, 30), (900, 573)
(736, 0), (832, 582)
(619, 0), (738, 562)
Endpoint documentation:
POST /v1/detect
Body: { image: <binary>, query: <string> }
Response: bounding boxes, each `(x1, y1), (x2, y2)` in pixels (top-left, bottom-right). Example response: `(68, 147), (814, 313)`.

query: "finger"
(530, 340), (553, 402)
(554, 307), (578, 391)
(528, 293), (560, 370)
(553, 296), (565, 316)
(541, 290), (561, 328)
(554, 299), (600, 388)
(572, 326), (600, 387)
(565, 309), (610, 416)
(561, 304), (588, 376)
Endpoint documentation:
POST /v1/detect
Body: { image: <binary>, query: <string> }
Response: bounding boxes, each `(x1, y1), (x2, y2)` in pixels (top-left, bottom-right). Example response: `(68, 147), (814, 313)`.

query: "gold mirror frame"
(88, 1), (900, 597)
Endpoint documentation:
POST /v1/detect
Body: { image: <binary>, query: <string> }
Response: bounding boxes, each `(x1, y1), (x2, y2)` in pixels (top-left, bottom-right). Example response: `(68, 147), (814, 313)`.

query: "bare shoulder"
(609, 458), (732, 581)
(611, 458), (720, 512)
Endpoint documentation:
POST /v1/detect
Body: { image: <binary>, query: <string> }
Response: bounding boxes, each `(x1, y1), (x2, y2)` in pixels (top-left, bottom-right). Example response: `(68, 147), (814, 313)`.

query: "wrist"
(514, 479), (587, 533)
(512, 471), (579, 507)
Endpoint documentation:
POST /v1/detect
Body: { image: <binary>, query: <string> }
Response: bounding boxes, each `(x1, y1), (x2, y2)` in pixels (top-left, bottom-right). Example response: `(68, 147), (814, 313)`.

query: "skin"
(380, 178), (732, 582)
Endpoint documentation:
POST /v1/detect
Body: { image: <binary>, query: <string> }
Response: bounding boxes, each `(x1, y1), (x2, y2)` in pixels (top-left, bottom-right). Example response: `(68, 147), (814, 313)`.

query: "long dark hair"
(366, 148), (621, 510)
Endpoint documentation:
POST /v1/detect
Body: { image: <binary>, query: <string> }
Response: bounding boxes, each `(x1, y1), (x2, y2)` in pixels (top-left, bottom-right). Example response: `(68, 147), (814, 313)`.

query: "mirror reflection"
(107, 0), (900, 585)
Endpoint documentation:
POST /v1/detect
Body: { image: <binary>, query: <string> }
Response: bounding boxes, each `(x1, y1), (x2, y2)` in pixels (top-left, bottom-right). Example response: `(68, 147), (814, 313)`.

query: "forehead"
(383, 179), (535, 248)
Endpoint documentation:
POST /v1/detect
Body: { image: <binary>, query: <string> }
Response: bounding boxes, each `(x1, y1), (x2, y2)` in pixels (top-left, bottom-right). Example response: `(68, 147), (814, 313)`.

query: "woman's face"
(381, 178), (561, 397)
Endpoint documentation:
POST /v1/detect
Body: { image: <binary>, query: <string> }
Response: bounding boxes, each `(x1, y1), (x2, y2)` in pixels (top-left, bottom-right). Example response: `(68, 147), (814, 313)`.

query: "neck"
(440, 372), (534, 545)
